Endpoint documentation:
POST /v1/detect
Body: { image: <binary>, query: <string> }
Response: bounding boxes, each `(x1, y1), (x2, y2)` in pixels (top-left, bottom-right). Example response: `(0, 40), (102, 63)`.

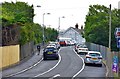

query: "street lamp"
(109, 4), (111, 49)
(43, 13), (51, 46)
(58, 16), (65, 38)
(36, 5), (41, 7)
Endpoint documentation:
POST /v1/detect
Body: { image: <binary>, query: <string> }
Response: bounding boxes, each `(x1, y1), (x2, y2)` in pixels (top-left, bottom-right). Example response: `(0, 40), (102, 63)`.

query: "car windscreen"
(89, 53), (100, 56)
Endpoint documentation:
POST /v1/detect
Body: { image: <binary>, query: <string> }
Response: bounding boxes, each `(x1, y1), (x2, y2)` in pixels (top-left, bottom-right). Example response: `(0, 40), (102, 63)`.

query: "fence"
(0, 40), (49, 70)
(20, 41), (34, 60)
(85, 42), (115, 77)
(0, 45), (20, 69)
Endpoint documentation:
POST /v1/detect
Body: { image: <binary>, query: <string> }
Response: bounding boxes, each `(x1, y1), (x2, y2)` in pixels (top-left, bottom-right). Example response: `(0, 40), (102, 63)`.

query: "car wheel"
(85, 62), (88, 66)
(43, 57), (47, 60)
(56, 57), (59, 60)
(98, 64), (102, 67)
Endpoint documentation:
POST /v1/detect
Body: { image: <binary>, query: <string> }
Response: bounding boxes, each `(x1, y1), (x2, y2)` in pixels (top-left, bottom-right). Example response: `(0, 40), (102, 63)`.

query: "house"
(59, 25), (85, 44)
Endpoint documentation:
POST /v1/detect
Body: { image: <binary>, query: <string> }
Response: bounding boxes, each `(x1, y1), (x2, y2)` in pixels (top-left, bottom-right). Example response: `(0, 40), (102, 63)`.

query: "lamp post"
(43, 13), (50, 46)
(58, 16), (65, 38)
(109, 4), (111, 49)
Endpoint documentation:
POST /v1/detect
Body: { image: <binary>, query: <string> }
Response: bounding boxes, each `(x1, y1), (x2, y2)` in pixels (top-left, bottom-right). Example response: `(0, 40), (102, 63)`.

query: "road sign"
(112, 56), (118, 73)
(115, 28), (120, 38)
(117, 38), (120, 48)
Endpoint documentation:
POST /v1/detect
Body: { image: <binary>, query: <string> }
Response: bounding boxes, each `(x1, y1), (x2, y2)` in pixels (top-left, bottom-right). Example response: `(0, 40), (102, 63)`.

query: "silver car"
(84, 51), (103, 67)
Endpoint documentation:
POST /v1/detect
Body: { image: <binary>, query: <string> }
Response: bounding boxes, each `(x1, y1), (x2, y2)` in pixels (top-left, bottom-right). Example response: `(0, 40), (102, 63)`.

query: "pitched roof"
(63, 27), (83, 35)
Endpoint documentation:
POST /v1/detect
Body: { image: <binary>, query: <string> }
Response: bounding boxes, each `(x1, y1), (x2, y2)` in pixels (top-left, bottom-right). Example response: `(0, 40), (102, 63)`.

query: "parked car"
(77, 48), (88, 55)
(66, 40), (75, 46)
(43, 46), (59, 60)
(49, 41), (60, 50)
(84, 51), (103, 67)
(54, 42), (61, 49)
(59, 40), (66, 46)
(74, 44), (83, 52)
(48, 43), (57, 49)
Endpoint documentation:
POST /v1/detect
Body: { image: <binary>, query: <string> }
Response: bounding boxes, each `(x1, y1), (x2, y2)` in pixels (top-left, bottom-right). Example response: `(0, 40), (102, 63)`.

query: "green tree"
(1, 1), (58, 46)
(84, 5), (120, 51)
(2, 1), (34, 25)
(45, 27), (58, 42)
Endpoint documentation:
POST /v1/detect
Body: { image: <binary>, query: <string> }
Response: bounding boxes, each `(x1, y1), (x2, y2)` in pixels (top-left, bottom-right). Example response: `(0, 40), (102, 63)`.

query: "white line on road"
(6, 58), (43, 77)
(49, 74), (61, 79)
(34, 49), (62, 77)
(53, 74), (60, 78)
(72, 49), (85, 78)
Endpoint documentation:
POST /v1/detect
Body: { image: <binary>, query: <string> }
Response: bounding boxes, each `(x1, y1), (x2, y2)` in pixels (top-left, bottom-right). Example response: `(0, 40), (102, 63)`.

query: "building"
(59, 26), (85, 44)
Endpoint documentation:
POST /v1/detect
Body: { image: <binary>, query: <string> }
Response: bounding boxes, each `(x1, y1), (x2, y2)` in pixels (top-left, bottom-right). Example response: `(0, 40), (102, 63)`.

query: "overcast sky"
(1, 0), (120, 30)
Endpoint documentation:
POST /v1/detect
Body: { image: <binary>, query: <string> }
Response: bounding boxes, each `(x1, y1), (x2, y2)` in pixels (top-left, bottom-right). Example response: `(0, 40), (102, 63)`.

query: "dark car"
(43, 46), (59, 60)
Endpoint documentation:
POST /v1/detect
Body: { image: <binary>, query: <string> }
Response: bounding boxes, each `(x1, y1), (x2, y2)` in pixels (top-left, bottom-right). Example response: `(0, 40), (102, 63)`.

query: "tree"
(2, 1), (34, 24)
(84, 5), (120, 51)
(1, 1), (58, 46)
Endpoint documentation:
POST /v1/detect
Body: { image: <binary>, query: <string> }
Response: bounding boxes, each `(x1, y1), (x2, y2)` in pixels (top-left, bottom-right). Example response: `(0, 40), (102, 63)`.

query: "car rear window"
(89, 53), (100, 56)
(79, 52), (88, 55)
(79, 48), (88, 51)
(46, 47), (55, 51)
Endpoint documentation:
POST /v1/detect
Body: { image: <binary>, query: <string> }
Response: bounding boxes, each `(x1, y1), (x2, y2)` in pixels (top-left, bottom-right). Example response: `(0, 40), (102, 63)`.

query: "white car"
(77, 47), (88, 55)
(77, 47), (88, 53)
(84, 51), (103, 67)
(49, 42), (60, 49)
(74, 44), (83, 52)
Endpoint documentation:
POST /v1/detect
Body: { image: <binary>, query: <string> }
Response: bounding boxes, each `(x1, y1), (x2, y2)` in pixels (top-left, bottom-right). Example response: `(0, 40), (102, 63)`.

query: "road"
(2, 46), (106, 78)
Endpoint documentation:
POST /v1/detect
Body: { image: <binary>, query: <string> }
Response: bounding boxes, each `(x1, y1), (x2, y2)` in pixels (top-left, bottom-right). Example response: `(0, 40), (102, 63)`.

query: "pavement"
(2, 49), (43, 77)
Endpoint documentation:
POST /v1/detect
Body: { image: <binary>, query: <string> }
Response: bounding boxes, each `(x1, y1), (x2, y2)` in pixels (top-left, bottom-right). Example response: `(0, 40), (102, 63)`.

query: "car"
(74, 44), (83, 52)
(59, 40), (66, 46)
(48, 43), (57, 49)
(84, 51), (103, 67)
(66, 40), (75, 46)
(75, 44), (88, 53)
(65, 40), (71, 46)
(49, 41), (60, 50)
(77, 48), (88, 55)
(43, 46), (59, 60)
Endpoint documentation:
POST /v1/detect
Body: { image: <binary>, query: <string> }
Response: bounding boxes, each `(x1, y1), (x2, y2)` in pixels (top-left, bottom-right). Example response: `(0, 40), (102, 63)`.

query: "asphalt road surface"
(2, 46), (106, 78)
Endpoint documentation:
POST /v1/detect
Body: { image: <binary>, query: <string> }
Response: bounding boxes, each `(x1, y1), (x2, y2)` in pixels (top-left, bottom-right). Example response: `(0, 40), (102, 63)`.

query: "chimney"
(81, 25), (83, 29)
(75, 23), (79, 29)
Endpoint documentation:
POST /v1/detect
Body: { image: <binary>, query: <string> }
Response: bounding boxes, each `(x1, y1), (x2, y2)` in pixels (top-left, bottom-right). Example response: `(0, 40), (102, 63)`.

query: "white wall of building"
(62, 28), (85, 44)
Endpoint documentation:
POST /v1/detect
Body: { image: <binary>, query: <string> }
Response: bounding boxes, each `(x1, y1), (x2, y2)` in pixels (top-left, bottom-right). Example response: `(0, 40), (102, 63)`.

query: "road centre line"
(72, 49), (85, 78)
(34, 48), (62, 77)
(6, 58), (43, 77)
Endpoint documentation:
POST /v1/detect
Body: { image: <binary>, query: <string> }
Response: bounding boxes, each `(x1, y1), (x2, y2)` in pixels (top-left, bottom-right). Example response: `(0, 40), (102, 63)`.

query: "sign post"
(112, 55), (118, 73)
(117, 38), (120, 48)
(115, 28), (120, 77)
(115, 28), (120, 48)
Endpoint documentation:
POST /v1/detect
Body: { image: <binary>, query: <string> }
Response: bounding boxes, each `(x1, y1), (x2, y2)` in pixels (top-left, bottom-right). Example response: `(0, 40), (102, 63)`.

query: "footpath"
(2, 48), (43, 77)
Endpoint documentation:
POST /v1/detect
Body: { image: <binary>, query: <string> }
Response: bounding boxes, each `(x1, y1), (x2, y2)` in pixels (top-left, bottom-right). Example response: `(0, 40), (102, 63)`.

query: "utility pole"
(109, 4), (111, 49)
(42, 13), (50, 46)
(58, 16), (65, 38)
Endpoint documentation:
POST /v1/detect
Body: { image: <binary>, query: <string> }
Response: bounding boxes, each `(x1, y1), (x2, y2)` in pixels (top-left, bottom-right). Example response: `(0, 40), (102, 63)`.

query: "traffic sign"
(115, 28), (120, 38)
(112, 55), (118, 73)
(117, 38), (120, 48)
